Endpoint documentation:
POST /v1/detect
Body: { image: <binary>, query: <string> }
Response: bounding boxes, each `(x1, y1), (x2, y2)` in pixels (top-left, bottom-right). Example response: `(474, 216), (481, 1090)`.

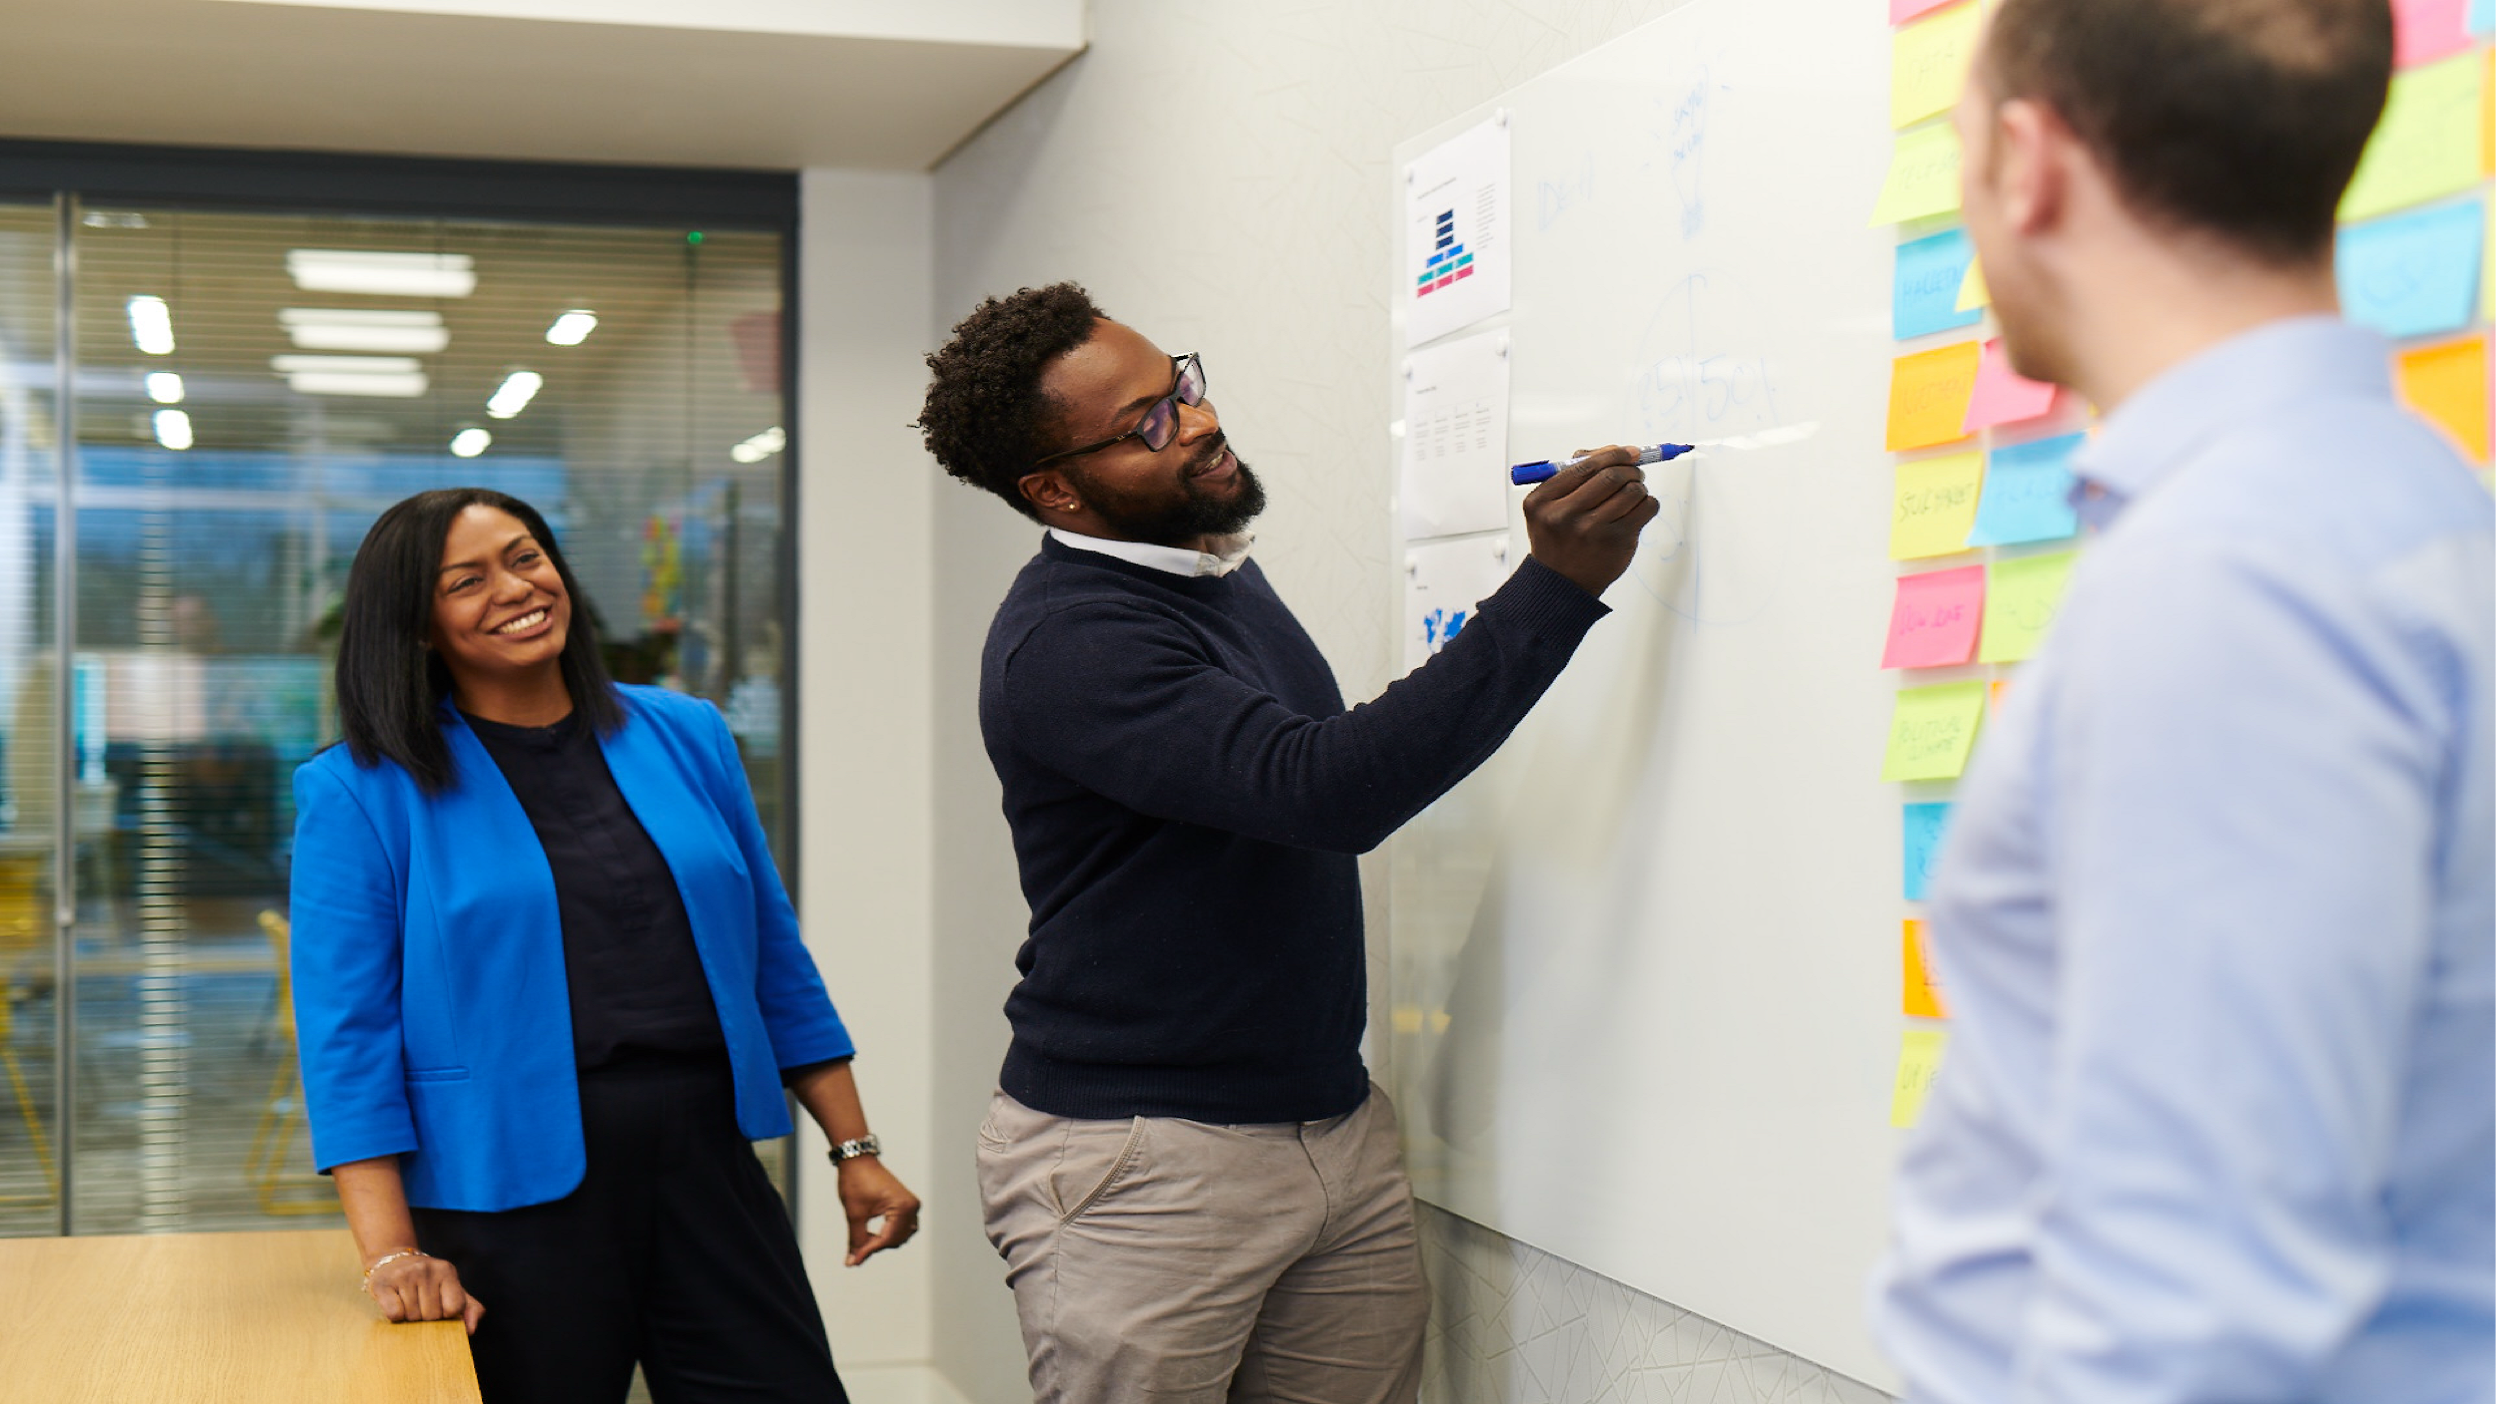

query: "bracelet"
(828, 1133), (882, 1164)
(362, 1248), (430, 1296)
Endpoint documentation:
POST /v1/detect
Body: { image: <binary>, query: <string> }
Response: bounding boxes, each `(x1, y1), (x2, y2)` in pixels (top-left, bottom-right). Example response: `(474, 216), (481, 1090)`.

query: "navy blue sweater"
(980, 535), (1611, 1122)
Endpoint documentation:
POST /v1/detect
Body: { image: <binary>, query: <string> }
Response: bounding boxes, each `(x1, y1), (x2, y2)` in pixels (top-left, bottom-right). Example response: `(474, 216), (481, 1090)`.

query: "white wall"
(208, 0), (1084, 47)
(793, 167), (940, 1377)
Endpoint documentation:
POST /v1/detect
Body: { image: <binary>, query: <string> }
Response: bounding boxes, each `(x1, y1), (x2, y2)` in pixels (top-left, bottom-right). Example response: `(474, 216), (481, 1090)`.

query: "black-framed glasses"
(1030, 353), (1206, 470)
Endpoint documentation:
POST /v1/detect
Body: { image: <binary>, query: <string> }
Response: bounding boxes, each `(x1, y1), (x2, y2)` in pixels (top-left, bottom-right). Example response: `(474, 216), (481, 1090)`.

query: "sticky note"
(2395, 335), (2490, 463)
(1887, 341), (1983, 450)
(1871, 122), (1965, 226)
(2487, 191), (2496, 323)
(1956, 254), (1990, 312)
(1892, 1), (1983, 128)
(2338, 201), (2485, 339)
(2394, 0), (2474, 67)
(1979, 551), (2079, 663)
(1989, 678), (2009, 713)
(1964, 338), (2061, 432)
(1883, 566), (1985, 669)
(2486, 190), (2496, 323)
(1882, 681), (1987, 782)
(1894, 228), (1984, 340)
(2474, 0), (2494, 36)
(1902, 802), (1953, 901)
(1903, 920), (1950, 1019)
(1890, 0), (1964, 23)
(1891, 1028), (1949, 1128)
(1891, 451), (1986, 559)
(1969, 432), (2084, 546)
(2342, 51), (2485, 221)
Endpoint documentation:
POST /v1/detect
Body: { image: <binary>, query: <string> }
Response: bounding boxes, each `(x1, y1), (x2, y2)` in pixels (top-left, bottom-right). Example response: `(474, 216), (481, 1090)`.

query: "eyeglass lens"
(1138, 356), (1207, 452)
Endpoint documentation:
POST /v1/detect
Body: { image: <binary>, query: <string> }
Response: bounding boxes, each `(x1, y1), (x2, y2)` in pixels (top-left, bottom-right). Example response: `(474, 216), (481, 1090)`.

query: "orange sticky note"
(2396, 334), (2490, 463)
(1989, 678), (2009, 713)
(1903, 920), (1949, 1019)
(1887, 341), (1983, 451)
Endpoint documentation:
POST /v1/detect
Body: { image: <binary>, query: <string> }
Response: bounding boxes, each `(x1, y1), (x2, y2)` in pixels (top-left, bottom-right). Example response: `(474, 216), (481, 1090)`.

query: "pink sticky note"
(1882, 565), (1986, 669)
(2393, 0), (2473, 66)
(1964, 338), (2061, 431)
(1890, 0), (1963, 22)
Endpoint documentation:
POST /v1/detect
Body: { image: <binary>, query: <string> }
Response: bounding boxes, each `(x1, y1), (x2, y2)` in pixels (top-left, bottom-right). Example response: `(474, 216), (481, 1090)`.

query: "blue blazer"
(288, 684), (853, 1211)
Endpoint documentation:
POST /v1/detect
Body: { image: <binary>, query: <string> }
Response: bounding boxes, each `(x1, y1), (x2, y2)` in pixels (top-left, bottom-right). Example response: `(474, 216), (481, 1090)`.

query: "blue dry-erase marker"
(1509, 442), (1695, 486)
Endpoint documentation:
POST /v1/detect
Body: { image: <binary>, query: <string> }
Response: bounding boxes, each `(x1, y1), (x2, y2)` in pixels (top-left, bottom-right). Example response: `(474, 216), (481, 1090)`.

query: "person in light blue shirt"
(1874, 2), (2494, 1402)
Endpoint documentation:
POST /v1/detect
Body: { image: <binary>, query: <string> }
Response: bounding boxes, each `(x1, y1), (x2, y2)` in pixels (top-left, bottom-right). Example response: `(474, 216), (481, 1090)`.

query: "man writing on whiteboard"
(917, 284), (1660, 1403)
(1875, 3), (2492, 1402)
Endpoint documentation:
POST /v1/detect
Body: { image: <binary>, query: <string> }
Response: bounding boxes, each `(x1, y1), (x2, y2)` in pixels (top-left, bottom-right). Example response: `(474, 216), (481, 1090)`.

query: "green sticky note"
(1870, 123), (1964, 226)
(1978, 551), (2078, 663)
(2341, 51), (2485, 222)
(1882, 681), (1988, 782)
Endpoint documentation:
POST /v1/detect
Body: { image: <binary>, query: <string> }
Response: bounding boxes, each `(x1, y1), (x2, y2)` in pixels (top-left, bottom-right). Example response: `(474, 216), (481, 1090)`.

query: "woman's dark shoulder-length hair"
(334, 487), (624, 793)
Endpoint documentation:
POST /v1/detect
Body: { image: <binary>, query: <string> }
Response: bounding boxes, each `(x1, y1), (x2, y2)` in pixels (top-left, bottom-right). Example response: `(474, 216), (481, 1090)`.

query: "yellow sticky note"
(1891, 451), (1985, 559)
(1882, 681), (1988, 782)
(2484, 189), (2495, 325)
(2342, 50), (2485, 221)
(2396, 335), (2490, 464)
(1955, 253), (1990, 312)
(1891, 2), (1982, 129)
(1891, 1028), (1949, 1128)
(1870, 122), (1965, 226)
(1886, 340), (1983, 450)
(1979, 551), (2079, 663)
(1903, 920), (1949, 1019)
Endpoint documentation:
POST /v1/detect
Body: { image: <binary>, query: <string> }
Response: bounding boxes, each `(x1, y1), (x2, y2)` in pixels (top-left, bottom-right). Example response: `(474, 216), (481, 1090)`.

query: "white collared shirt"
(1048, 527), (1255, 578)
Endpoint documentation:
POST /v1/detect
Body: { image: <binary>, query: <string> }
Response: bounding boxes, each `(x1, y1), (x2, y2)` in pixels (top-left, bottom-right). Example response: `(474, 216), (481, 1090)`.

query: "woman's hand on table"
(837, 1157), (922, 1267)
(366, 1250), (487, 1335)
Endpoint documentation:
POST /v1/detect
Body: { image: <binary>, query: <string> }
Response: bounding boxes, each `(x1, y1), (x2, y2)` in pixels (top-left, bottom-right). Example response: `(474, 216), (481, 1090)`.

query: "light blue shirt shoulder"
(1874, 317), (2495, 1404)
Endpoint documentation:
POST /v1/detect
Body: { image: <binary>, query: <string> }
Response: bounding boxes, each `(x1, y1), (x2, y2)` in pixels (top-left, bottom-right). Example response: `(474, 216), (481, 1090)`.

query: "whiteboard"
(1384, 0), (1908, 1387)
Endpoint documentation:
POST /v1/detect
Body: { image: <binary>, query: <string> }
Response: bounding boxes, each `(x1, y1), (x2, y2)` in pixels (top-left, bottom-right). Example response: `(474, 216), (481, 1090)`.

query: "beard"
(1069, 436), (1267, 545)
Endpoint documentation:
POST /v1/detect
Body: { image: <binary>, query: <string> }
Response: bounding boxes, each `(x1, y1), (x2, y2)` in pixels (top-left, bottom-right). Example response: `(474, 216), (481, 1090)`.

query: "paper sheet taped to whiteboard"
(1406, 116), (1514, 346)
(1401, 331), (1513, 539)
(1404, 534), (1514, 672)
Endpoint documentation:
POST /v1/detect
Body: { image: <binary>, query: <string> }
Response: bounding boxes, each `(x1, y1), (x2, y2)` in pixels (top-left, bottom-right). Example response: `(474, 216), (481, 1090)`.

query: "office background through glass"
(0, 162), (797, 1237)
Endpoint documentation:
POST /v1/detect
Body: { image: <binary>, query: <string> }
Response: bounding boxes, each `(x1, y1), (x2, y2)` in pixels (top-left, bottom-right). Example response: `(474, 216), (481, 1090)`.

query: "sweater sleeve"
(1000, 555), (1609, 854)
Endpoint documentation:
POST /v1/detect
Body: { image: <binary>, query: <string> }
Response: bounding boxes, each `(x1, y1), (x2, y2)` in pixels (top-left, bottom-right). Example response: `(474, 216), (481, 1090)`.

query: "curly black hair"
(919, 282), (1107, 520)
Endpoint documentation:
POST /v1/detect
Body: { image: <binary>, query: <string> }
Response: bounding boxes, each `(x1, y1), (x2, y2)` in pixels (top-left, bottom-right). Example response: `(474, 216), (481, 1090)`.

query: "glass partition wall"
(0, 182), (794, 1237)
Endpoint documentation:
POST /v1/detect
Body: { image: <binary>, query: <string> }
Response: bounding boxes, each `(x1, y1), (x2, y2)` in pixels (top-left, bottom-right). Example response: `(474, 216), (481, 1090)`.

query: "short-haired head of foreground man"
(1874, 2), (2493, 1402)
(920, 284), (1659, 1404)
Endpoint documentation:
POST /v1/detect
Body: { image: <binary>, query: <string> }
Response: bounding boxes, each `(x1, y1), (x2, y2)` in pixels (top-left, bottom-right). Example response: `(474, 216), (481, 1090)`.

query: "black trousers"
(412, 1051), (848, 1404)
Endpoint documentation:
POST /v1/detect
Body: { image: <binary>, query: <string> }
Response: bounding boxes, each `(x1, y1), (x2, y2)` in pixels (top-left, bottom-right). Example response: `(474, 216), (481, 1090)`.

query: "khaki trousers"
(976, 1083), (1429, 1403)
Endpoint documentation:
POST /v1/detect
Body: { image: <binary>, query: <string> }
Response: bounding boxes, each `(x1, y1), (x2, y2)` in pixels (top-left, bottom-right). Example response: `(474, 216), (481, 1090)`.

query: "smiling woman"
(287, 488), (921, 1401)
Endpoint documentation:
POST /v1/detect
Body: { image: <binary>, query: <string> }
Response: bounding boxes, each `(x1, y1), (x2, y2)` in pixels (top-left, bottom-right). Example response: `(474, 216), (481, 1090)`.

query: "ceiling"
(0, 0), (1086, 170)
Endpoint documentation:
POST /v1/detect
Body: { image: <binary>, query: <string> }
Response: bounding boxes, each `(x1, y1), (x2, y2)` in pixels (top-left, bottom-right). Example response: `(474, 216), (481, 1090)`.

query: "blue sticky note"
(1893, 228), (1984, 340)
(1968, 433), (2083, 547)
(1903, 802), (1953, 901)
(2337, 201), (2483, 340)
(2473, 0), (2492, 36)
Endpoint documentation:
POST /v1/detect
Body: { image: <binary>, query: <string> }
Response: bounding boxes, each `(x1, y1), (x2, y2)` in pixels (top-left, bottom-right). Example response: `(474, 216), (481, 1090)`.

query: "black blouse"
(463, 709), (724, 1069)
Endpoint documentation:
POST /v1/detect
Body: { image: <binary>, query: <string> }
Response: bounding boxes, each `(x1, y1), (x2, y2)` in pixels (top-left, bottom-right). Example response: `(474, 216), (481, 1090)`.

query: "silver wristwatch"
(828, 1134), (882, 1164)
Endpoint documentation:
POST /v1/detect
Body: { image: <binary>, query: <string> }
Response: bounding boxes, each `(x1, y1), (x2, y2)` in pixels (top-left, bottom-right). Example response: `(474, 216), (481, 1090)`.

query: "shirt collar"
(1047, 527), (1255, 578)
(2070, 314), (2391, 530)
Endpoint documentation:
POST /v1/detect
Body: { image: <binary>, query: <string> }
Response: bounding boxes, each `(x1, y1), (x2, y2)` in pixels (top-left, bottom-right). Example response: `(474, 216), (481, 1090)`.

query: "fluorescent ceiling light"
(485, 370), (543, 420)
(449, 427), (492, 459)
(152, 409), (192, 451)
(545, 310), (598, 346)
(127, 295), (175, 356)
(273, 355), (429, 399)
(729, 425), (785, 464)
(286, 249), (477, 298)
(279, 308), (449, 354)
(144, 372), (184, 405)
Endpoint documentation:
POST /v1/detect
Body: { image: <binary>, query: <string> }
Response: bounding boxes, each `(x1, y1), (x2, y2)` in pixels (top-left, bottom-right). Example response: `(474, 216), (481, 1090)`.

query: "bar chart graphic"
(1416, 209), (1476, 297)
